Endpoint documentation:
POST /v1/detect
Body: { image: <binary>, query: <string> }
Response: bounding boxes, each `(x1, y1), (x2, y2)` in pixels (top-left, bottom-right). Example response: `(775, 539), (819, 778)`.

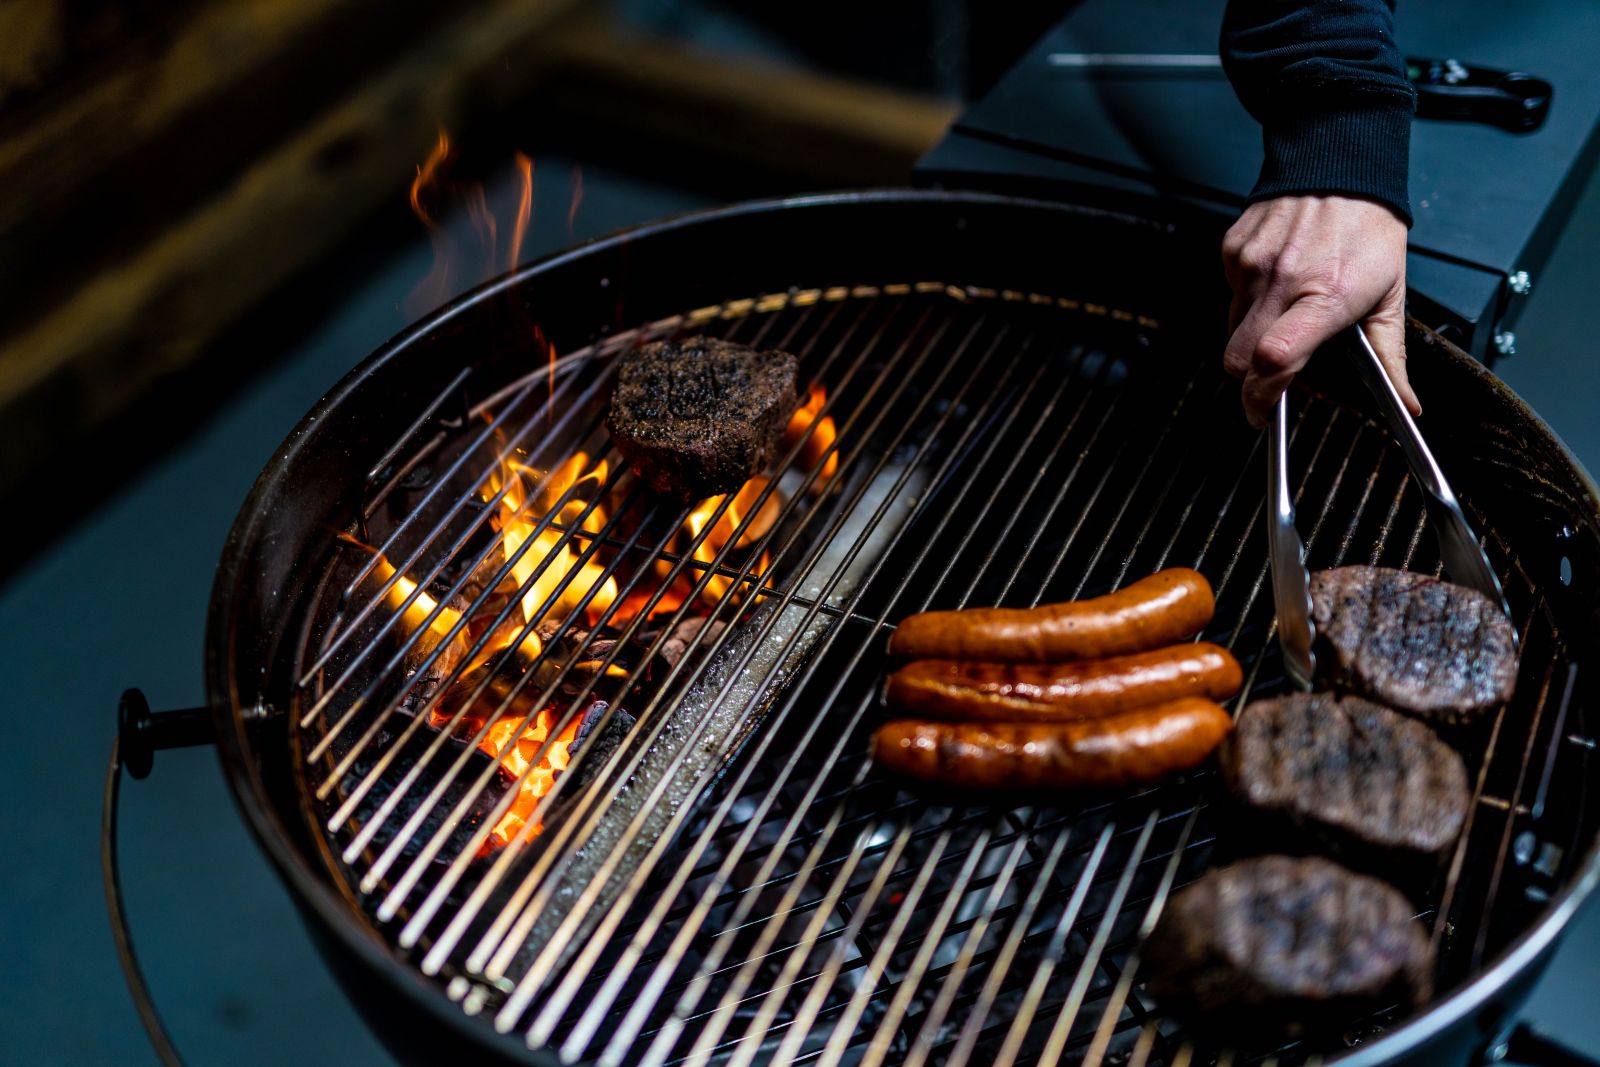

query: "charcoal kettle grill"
(110, 191), (1600, 1067)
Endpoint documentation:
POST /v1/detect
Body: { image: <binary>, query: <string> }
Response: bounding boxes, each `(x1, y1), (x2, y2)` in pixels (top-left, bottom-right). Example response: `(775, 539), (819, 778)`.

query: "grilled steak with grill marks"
(1223, 693), (1468, 873)
(1310, 566), (1516, 723)
(607, 336), (798, 502)
(1146, 855), (1432, 1034)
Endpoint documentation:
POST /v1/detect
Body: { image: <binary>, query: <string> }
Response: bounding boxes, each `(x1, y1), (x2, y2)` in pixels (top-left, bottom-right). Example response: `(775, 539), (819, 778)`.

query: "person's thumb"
(1363, 284), (1420, 416)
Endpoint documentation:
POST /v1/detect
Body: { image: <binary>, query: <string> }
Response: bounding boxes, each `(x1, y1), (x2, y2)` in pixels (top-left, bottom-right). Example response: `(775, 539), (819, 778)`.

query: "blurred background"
(3, 0), (1598, 1063)
(0, 0), (1075, 573)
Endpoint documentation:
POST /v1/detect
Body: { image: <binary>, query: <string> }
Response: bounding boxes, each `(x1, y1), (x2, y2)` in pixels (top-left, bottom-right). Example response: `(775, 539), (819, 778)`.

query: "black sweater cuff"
(1251, 100), (1414, 225)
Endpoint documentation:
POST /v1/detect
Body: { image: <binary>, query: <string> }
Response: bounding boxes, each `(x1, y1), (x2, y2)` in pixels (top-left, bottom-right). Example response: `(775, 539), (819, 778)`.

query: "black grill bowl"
(204, 191), (1600, 1067)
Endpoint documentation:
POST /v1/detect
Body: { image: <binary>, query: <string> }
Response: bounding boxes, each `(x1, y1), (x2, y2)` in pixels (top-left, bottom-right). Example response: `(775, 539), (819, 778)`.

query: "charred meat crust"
(607, 336), (798, 503)
(1310, 566), (1517, 724)
(1222, 693), (1469, 874)
(1145, 855), (1433, 1036)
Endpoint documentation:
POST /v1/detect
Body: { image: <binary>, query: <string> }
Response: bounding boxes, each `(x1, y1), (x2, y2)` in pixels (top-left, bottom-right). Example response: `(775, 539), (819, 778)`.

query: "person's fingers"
(1223, 297), (1274, 380)
(1228, 288), (1251, 338)
(1220, 213), (1260, 291)
(1240, 364), (1297, 429)
(1362, 285), (1421, 416)
(1238, 294), (1352, 427)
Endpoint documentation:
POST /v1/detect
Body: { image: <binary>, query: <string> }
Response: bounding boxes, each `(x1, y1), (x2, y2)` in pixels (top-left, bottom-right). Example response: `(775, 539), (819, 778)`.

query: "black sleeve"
(1221, 0), (1416, 224)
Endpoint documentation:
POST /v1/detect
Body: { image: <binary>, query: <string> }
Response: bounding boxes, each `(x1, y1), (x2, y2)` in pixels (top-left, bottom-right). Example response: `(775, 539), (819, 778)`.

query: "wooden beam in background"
(0, 0), (581, 496)
(0, 9), (958, 500)
(539, 20), (959, 187)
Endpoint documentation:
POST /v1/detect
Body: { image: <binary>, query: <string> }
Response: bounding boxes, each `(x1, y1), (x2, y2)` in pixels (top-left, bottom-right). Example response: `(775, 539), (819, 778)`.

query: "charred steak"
(1310, 566), (1516, 723)
(1223, 693), (1469, 873)
(1145, 855), (1432, 1033)
(607, 336), (798, 502)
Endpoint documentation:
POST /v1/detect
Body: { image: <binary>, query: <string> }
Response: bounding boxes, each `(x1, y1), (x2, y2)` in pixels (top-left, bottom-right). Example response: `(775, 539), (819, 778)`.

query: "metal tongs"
(1268, 324), (1514, 691)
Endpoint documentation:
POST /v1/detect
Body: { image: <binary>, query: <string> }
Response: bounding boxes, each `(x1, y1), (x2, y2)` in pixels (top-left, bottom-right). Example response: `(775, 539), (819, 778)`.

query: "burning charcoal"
(539, 625), (648, 692)
(398, 618), (471, 717)
(431, 658), (553, 740)
(649, 615), (728, 670)
(564, 700), (637, 790)
(343, 718), (513, 862)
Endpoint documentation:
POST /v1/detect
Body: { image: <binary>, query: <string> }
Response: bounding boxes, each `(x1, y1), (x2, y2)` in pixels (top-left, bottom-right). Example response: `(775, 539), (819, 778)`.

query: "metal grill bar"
(384, 295), (934, 966)
(583, 339), (1147, 1058)
(486, 308), (986, 1010)
(700, 358), (1221, 1065)
(383, 296), (889, 935)
(583, 353), (1108, 1064)
(465, 305), (963, 984)
(547, 332), (1065, 1059)
(289, 284), (1587, 1067)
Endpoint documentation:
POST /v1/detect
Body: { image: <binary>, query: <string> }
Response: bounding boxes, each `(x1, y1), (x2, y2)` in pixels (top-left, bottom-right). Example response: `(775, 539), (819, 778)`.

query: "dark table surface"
(4, 161), (1599, 1064)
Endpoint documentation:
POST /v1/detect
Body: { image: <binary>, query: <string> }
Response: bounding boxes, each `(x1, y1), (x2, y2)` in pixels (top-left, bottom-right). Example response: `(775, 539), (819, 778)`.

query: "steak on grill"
(607, 336), (798, 502)
(1222, 693), (1469, 876)
(1310, 565), (1517, 723)
(1145, 855), (1432, 1035)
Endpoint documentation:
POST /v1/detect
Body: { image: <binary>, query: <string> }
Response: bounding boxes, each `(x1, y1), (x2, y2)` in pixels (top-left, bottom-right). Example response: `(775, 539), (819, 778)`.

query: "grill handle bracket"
(118, 688), (215, 780)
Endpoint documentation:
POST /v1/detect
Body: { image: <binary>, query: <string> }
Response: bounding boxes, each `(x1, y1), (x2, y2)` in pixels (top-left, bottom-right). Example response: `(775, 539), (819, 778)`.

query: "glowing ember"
(477, 708), (578, 847)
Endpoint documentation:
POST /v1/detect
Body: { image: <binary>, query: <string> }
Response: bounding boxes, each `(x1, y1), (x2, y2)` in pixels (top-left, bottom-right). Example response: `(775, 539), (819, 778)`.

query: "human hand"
(1222, 194), (1418, 428)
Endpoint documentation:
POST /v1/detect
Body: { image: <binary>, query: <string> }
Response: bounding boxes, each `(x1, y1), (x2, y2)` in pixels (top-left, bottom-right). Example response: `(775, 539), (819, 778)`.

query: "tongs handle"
(1339, 325), (1515, 626)
(1268, 394), (1316, 691)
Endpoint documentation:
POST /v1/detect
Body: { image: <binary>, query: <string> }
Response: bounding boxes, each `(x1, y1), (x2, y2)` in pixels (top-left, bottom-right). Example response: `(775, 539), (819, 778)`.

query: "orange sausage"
(888, 568), (1215, 662)
(885, 643), (1241, 722)
(871, 698), (1233, 789)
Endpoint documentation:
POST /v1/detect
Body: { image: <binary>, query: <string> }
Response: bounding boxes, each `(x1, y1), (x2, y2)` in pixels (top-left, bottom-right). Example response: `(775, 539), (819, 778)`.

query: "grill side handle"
(103, 688), (216, 1067)
(117, 687), (215, 779)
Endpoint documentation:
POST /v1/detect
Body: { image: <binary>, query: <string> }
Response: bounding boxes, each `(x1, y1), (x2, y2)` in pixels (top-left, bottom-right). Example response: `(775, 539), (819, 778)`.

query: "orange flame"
(490, 451), (619, 634)
(785, 382), (838, 482)
(567, 165), (584, 239)
(478, 708), (579, 846)
(510, 153), (534, 271)
(406, 131), (456, 316)
(365, 339), (843, 854)
(409, 131), (451, 226)
(679, 477), (779, 603)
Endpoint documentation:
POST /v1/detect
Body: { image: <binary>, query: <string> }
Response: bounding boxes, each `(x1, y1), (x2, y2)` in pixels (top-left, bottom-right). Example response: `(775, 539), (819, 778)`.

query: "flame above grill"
(360, 135), (845, 858)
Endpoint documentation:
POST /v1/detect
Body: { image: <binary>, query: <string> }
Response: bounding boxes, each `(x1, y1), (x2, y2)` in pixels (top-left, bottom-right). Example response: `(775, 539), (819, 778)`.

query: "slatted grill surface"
(290, 285), (1593, 1066)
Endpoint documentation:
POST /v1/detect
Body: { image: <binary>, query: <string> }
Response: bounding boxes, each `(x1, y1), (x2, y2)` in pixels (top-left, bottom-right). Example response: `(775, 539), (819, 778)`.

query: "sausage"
(885, 643), (1241, 722)
(887, 568), (1215, 662)
(871, 698), (1233, 789)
